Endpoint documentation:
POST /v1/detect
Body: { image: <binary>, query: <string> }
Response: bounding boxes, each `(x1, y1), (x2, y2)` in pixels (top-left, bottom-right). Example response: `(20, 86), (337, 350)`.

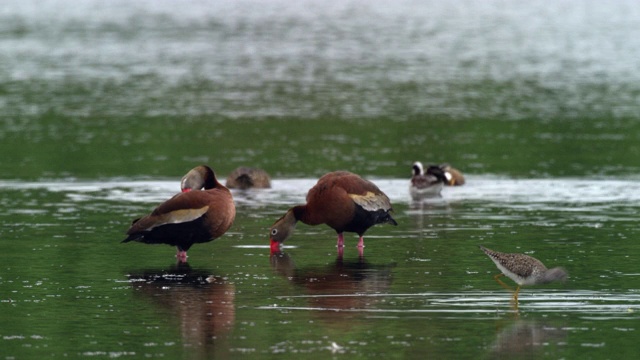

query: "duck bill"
(181, 188), (191, 193)
(270, 239), (282, 253)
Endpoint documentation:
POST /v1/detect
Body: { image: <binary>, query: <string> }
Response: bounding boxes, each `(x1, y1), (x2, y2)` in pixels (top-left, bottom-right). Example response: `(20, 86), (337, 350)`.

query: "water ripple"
(262, 290), (640, 317)
(2, 176), (640, 208)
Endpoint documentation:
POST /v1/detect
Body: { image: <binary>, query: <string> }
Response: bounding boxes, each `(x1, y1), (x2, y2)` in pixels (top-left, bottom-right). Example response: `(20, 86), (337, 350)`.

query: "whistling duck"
(439, 163), (465, 186)
(410, 161), (447, 198)
(269, 171), (397, 253)
(123, 165), (236, 262)
(479, 245), (567, 302)
(180, 166), (210, 192)
(225, 167), (271, 190)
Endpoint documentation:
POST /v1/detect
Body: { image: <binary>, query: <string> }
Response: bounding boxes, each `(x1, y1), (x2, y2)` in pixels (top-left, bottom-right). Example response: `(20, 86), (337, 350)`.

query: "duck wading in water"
(123, 165), (236, 262)
(269, 171), (397, 257)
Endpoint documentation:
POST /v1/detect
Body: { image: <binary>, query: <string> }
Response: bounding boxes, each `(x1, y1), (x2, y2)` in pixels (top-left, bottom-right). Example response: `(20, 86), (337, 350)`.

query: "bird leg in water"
(357, 236), (365, 248)
(337, 233), (345, 248)
(176, 249), (188, 263)
(493, 273), (514, 291)
(513, 285), (522, 303)
(510, 298), (520, 314)
(493, 273), (522, 302)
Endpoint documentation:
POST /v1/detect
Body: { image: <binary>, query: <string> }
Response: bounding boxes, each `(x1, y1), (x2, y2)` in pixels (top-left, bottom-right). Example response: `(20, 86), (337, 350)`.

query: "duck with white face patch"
(409, 161), (448, 198)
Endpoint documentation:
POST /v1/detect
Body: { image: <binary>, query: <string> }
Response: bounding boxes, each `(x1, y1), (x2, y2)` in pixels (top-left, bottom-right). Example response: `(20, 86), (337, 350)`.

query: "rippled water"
(3, 0), (640, 120)
(2, 177), (640, 358)
(3, 0), (640, 358)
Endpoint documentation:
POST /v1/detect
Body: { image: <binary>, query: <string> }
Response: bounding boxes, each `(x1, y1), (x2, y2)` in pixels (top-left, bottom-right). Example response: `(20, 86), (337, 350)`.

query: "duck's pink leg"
(336, 233), (345, 248)
(357, 236), (365, 248)
(176, 249), (188, 263)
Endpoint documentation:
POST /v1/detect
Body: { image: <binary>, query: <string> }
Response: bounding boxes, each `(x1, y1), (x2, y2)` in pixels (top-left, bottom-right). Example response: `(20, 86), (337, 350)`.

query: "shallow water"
(2, 178), (640, 358)
(3, 0), (640, 358)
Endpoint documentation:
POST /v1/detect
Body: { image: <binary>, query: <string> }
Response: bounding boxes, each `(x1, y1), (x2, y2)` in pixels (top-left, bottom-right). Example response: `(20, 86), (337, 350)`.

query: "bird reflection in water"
(270, 251), (395, 328)
(127, 263), (235, 356)
(489, 319), (567, 359)
(408, 196), (452, 239)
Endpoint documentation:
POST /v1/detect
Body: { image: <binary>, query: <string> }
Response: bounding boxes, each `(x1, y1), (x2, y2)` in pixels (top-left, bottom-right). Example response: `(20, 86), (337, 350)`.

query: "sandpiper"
(479, 245), (567, 301)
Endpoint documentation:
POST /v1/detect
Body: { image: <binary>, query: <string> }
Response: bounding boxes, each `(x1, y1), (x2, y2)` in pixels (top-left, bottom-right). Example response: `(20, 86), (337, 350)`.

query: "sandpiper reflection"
(489, 319), (567, 358)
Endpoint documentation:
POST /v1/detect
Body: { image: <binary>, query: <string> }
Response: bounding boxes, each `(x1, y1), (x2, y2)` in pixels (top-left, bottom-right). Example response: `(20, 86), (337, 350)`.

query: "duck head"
(269, 209), (298, 253)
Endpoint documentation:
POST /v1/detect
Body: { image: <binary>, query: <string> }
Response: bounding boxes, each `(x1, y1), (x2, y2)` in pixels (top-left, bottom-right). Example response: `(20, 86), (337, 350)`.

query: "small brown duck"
(123, 165), (236, 262)
(439, 163), (465, 186)
(225, 167), (271, 190)
(479, 245), (567, 301)
(269, 171), (397, 253)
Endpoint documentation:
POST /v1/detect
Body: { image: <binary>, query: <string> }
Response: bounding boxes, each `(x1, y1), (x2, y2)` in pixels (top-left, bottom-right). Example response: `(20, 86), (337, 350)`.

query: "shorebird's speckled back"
(479, 245), (567, 286)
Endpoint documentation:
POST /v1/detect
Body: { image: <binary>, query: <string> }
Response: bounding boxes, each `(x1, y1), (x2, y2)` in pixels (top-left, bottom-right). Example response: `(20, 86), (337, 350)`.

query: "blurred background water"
(3, 0), (640, 179)
(2, 0), (640, 358)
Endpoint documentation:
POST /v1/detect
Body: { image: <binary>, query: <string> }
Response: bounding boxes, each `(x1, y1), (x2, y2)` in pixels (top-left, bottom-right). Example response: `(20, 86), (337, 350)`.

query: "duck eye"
(271, 229), (278, 236)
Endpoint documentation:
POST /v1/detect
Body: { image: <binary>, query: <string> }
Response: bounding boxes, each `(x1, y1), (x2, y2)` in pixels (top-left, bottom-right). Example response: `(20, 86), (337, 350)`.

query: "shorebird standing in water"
(479, 245), (567, 302)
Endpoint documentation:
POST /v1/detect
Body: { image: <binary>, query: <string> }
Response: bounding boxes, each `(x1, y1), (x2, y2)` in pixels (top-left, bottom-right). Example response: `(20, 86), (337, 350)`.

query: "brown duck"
(225, 167), (271, 190)
(269, 171), (397, 253)
(123, 165), (236, 262)
(439, 163), (465, 186)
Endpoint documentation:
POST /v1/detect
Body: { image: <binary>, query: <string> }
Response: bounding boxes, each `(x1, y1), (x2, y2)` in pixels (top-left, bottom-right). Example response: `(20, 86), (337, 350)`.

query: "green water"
(4, 178), (640, 359)
(3, 0), (640, 359)
(4, 115), (640, 180)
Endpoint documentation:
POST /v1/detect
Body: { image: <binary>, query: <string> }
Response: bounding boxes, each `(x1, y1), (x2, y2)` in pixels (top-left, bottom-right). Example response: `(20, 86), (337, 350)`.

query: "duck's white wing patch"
(349, 192), (392, 211)
(149, 206), (209, 230)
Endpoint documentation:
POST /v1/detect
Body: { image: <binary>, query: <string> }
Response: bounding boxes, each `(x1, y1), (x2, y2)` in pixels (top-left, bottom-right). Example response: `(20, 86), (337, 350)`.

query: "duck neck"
(201, 167), (217, 189)
(291, 205), (311, 225)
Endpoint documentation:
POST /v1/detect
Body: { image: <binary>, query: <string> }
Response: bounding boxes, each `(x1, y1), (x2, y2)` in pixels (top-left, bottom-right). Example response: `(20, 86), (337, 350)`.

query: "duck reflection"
(270, 251), (394, 328)
(408, 197), (452, 233)
(489, 319), (567, 358)
(127, 263), (235, 354)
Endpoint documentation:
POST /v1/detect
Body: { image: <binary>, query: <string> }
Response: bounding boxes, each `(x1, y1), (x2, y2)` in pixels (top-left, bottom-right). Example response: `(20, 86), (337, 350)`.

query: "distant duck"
(439, 163), (465, 186)
(410, 161), (447, 198)
(269, 171), (397, 254)
(479, 245), (568, 302)
(123, 165), (236, 262)
(225, 167), (271, 190)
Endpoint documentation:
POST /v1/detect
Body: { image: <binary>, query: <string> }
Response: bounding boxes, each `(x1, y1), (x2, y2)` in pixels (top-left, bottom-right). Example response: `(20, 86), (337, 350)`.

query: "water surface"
(3, 0), (640, 358)
(2, 178), (640, 358)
